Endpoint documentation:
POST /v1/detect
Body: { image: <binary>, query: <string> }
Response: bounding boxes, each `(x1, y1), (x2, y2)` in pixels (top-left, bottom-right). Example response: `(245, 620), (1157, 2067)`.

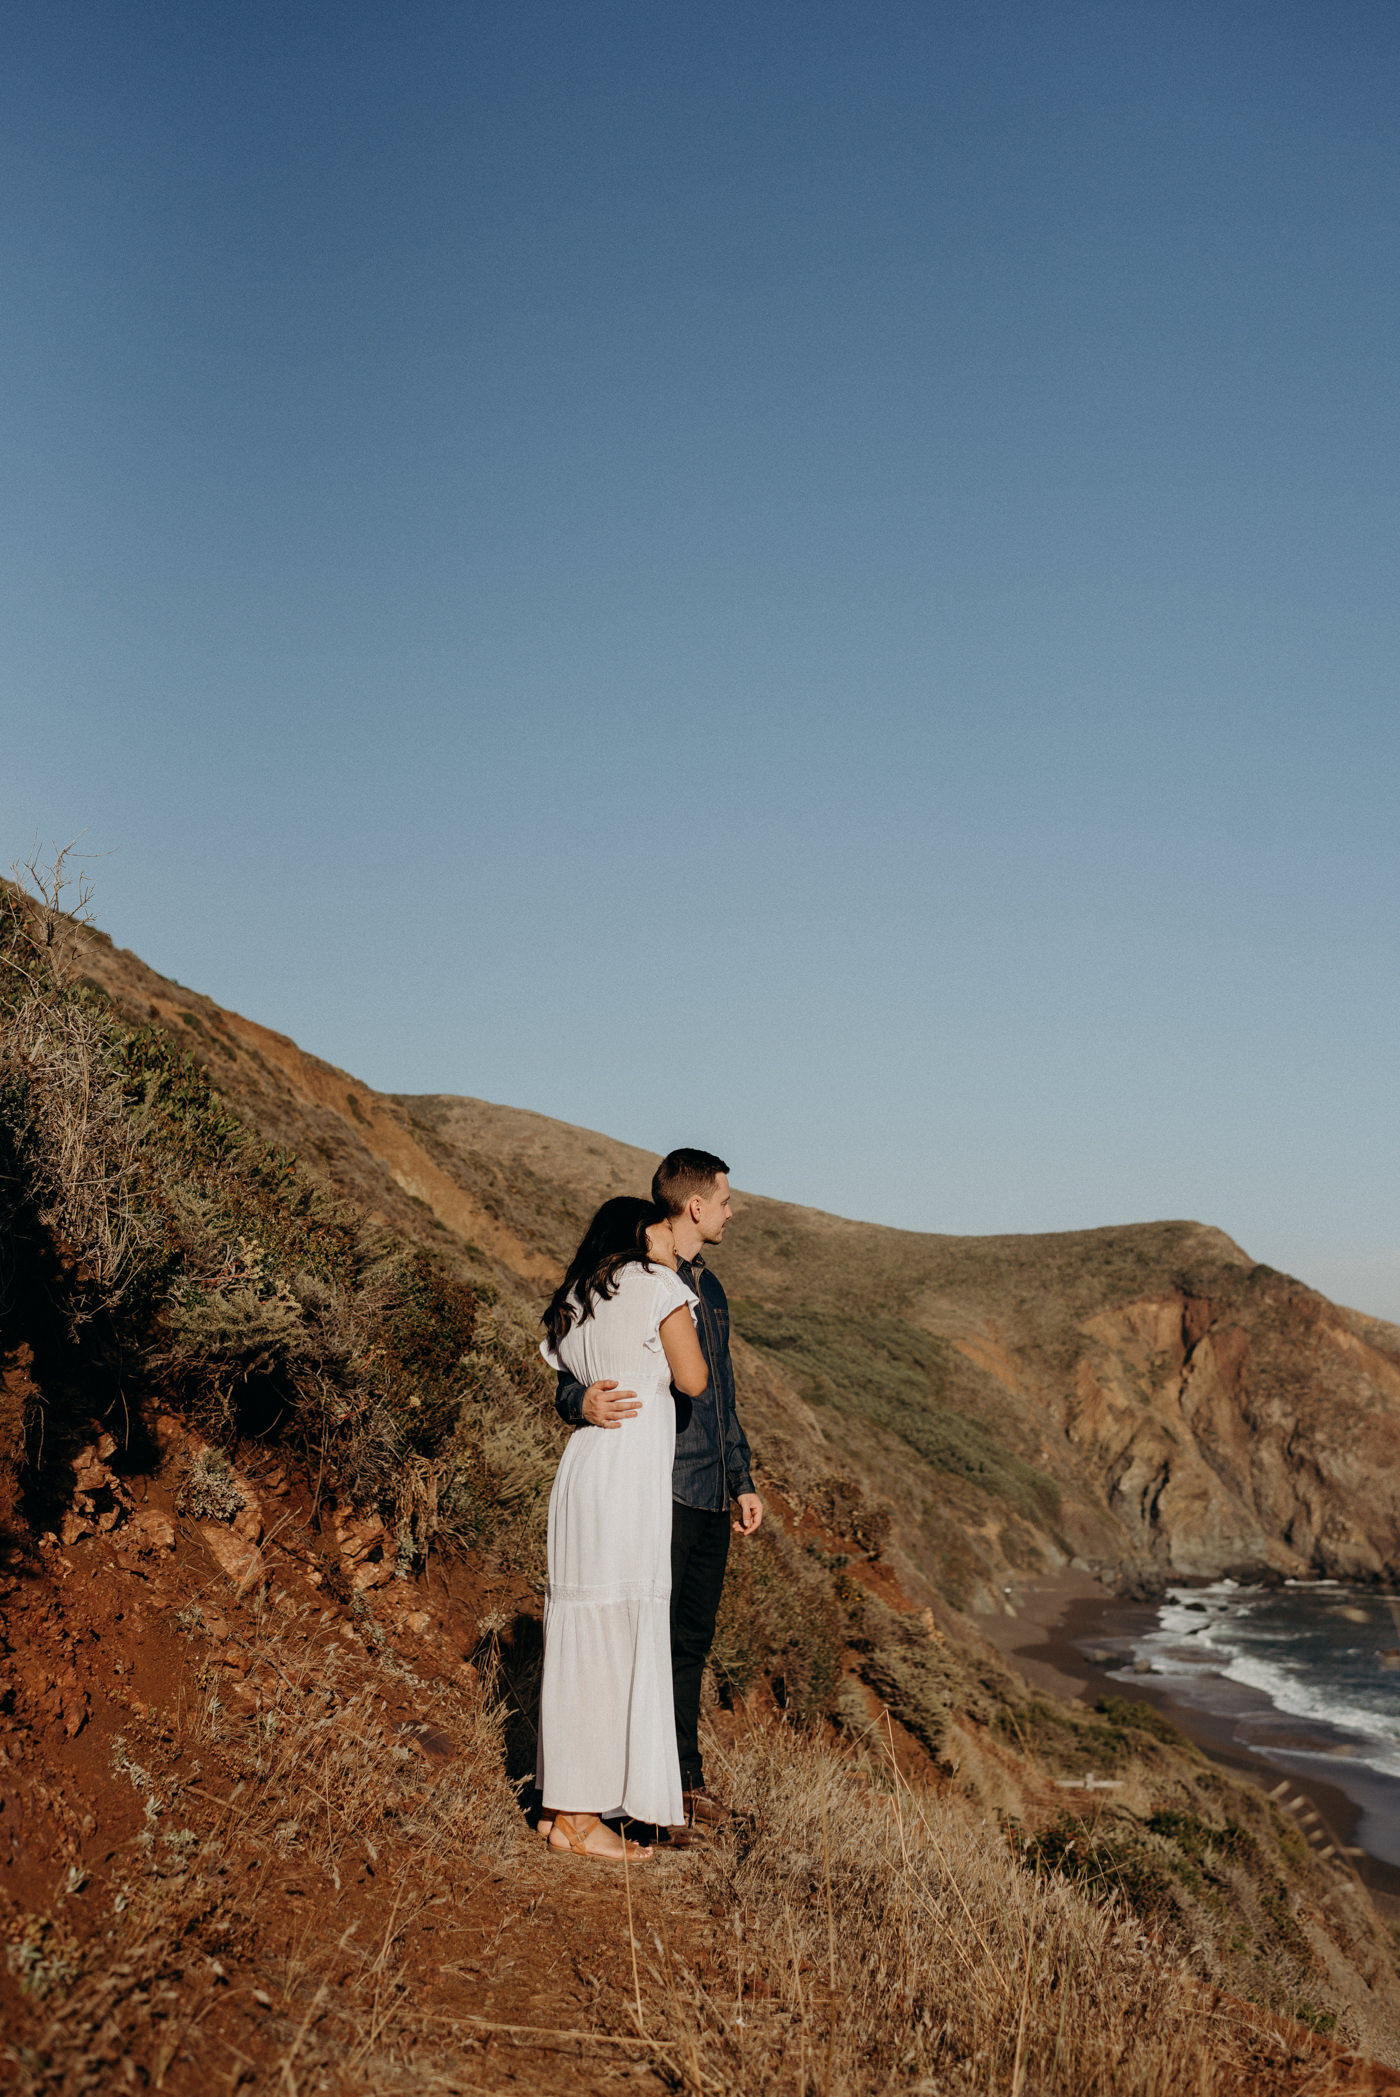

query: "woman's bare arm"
(660, 1305), (708, 1396)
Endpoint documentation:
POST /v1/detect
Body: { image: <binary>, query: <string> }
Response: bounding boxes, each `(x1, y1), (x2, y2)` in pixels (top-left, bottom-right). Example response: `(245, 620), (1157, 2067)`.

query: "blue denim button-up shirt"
(553, 1253), (755, 1512)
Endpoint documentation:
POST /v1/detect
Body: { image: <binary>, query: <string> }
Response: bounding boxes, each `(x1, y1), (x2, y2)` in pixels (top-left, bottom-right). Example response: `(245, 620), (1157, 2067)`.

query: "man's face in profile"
(694, 1172), (733, 1246)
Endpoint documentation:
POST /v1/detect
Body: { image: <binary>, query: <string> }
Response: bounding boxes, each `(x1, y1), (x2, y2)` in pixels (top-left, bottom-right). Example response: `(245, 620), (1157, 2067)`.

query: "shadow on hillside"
(476, 1610), (544, 1806)
(0, 1145), (164, 1558)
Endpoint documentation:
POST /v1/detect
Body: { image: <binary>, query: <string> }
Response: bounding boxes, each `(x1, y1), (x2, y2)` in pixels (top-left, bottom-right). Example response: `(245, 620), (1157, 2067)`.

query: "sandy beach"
(972, 1569), (1400, 1908)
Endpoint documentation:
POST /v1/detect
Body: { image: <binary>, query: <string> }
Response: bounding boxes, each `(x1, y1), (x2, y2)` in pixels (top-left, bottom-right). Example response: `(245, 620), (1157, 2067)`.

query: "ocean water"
(1078, 1580), (1400, 1866)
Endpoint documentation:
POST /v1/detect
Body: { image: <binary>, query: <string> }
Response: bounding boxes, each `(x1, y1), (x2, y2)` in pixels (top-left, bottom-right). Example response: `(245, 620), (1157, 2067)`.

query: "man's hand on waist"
(581, 1380), (640, 1428)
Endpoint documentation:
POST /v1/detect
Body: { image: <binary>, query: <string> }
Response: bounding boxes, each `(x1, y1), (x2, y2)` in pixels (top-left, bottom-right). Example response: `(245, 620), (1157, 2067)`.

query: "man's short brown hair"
(651, 1149), (730, 1218)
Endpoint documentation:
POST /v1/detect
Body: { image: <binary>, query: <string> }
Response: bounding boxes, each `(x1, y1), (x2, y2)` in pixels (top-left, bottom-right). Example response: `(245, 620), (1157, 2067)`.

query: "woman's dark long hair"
(543, 1196), (662, 1350)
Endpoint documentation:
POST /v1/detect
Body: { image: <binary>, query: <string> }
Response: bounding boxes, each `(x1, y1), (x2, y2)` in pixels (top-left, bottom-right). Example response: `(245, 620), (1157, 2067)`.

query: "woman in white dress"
(537, 1196), (709, 1862)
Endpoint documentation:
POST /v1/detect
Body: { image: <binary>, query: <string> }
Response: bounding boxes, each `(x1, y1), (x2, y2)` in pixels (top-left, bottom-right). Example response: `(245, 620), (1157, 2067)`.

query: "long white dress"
(537, 1261), (695, 1827)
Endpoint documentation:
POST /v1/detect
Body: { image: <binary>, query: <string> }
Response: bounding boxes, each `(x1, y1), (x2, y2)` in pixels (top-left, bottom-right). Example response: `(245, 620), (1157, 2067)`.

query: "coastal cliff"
(9, 891), (1400, 2088)
(1067, 1270), (1400, 1584)
(68, 916), (1400, 1610)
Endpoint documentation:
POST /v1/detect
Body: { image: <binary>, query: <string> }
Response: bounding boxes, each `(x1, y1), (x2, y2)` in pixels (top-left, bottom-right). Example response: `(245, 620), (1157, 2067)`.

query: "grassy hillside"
(59, 896), (1400, 1617)
(398, 1094), (1400, 1609)
(7, 871), (1400, 2091)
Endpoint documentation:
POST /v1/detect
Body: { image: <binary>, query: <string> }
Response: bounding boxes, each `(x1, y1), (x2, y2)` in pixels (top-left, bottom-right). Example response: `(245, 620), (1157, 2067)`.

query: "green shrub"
(1024, 1814), (1178, 1918)
(1145, 1808), (1261, 1873)
(440, 1299), (561, 1568)
(0, 891), (556, 1561)
(710, 1521), (845, 1723)
(175, 1448), (246, 1523)
(118, 1025), (361, 1289)
(1093, 1696), (1192, 1748)
(846, 1590), (967, 1763)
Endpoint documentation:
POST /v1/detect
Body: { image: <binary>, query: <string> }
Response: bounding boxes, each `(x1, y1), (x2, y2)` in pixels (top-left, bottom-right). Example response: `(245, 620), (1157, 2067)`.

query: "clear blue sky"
(5, 2), (1399, 1317)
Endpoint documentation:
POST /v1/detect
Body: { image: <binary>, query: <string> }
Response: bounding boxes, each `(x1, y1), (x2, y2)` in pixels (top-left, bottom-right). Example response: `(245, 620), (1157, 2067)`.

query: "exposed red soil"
(0, 1436), (736, 2094)
(6, 1434), (1400, 2093)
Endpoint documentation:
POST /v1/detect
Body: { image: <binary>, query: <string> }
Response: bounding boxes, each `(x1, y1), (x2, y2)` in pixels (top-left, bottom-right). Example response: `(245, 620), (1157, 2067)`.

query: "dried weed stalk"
(0, 852), (153, 1323)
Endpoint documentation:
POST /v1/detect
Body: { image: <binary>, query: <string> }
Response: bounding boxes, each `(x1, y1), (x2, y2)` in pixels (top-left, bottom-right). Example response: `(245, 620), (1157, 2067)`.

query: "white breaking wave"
(1113, 1583), (1400, 1781)
(1215, 1653), (1400, 1775)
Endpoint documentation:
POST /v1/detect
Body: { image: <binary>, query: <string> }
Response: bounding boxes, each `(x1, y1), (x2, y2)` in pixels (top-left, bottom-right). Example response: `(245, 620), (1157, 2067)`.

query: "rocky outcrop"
(1060, 1279), (1400, 1583)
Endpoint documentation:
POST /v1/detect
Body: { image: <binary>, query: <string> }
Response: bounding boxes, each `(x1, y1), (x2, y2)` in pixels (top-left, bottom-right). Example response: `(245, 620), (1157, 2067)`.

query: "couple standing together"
(536, 1149), (762, 1861)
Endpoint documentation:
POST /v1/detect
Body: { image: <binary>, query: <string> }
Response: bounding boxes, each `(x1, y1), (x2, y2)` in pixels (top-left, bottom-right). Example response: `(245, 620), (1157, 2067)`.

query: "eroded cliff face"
(715, 1229), (1400, 1605)
(1057, 1280), (1400, 1583)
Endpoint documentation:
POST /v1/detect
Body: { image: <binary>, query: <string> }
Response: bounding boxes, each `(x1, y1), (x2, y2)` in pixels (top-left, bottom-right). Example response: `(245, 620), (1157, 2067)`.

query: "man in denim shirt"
(554, 1149), (763, 1827)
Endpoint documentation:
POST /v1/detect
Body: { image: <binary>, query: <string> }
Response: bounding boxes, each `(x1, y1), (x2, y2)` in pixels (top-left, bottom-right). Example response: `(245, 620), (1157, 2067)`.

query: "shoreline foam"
(971, 1570), (1400, 1905)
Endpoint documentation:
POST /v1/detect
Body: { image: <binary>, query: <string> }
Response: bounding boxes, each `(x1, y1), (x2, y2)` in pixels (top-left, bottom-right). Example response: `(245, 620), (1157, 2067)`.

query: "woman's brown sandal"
(547, 1812), (652, 1862)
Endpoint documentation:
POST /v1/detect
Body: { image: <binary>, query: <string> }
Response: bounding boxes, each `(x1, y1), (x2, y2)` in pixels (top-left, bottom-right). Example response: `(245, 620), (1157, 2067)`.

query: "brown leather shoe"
(659, 1823), (708, 1850)
(682, 1787), (733, 1829)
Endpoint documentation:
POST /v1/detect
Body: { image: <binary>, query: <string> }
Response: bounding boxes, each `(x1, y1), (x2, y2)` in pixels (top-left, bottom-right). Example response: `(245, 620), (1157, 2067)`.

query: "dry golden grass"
(8, 1580), (1399, 2096)
(6, 1586), (522, 2095)
(595, 1723), (1399, 2097)
(187, 1594), (516, 1884)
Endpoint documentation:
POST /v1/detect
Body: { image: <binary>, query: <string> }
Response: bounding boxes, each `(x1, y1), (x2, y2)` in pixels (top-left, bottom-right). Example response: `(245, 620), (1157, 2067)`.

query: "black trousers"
(670, 1500), (731, 1791)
